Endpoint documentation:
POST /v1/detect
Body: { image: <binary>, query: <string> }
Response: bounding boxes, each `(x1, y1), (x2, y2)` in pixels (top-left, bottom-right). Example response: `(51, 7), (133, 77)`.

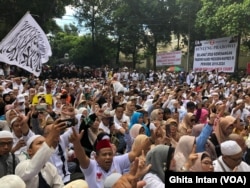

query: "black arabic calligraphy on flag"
(0, 12), (52, 77)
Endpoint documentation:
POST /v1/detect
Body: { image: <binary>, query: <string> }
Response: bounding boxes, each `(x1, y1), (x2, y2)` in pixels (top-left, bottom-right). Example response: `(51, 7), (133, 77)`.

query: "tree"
(136, 0), (178, 70)
(0, 0), (73, 39)
(196, 0), (250, 71)
(64, 24), (79, 35)
(109, 0), (145, 68)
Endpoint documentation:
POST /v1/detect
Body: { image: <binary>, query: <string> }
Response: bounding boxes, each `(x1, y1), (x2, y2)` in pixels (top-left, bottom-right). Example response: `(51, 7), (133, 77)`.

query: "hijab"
(129, 111), (150, 136)
(131, 135), (150, 155)
(189, 152), (211, 172)
(129, 123), (143, 139)
(174, 135), (195, 171)
(146, 144), (175, 183)
(214, 115), (236, 144)
(199, 108), (209, 124)
(178, 112), (194, 130)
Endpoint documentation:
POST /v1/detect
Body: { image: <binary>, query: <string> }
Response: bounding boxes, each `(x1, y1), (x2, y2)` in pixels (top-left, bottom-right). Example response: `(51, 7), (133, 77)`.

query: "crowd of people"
(0, 65), (250, 188)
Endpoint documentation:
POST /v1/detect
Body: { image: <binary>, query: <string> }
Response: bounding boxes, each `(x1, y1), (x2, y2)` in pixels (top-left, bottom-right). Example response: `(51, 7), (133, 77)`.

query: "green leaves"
(196, 0), (250, 37)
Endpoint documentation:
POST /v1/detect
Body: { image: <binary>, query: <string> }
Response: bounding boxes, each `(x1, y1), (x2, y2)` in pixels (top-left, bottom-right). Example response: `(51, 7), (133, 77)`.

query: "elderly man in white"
(213, 140), (250, 172)
(15, 120), (89, 188)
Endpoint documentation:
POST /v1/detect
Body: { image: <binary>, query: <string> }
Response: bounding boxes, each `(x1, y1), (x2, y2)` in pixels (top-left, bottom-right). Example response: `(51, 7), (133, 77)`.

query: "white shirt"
(143, 172), (165, 188)
(81, 153), (131, 188)
(230, 107), (249, 122)
(12, 129), (35, 160)
(112, 81), (125, 94)
(114, 114), (129, 130)
(99, 121), (110, 134)
(15, 142), (64, 188)
(213, 156), (250, 172)
(49, 128), (73, 183)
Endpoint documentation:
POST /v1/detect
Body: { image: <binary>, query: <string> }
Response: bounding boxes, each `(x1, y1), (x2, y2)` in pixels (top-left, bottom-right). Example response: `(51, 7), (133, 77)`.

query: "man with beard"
(0, 130), (19, 178)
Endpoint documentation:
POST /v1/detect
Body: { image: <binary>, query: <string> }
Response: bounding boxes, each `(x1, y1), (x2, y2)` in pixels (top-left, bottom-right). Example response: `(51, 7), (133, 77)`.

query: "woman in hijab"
(174, 127), (214, 172)
(209, 115), (236, 157)
(174, 135), (195, 171)
(131, 134), (151, 156)
(165, 118), (180, 147)
(129, 111), (150, 136)
(125, 123), (145, 153)
(5, 109), (18, 127)
(122, 134), (152, 174)
(195, 108), (209, 124)
(188, 151), (214, 172)
(142, 144), (176, 188)
(178, 112), (196, 137)
(149, 108), (167, 131)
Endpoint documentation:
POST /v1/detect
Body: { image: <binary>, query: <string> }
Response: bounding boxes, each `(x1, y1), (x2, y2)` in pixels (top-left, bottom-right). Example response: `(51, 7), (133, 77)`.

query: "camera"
(58, 118), (75, 127)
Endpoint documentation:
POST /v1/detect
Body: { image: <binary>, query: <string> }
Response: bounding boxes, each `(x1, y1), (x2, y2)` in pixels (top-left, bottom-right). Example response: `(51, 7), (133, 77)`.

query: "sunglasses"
(190, 119), (196, 122)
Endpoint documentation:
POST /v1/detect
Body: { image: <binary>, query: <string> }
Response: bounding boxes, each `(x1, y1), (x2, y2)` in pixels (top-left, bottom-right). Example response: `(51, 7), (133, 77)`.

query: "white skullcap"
(64, 179), (88, 188)
(215, 100), (223, 106)
(77, 107), (87, 114)
(16, 94), (25, 103)
(104, 173), (122, 188)
(26, 135), (42, 149)
(0, 130), (13, 139)
(211, 92), (219, 96)
(10, 117), (19, 127)
(221, 140), (242, 156)
(236, 99), (243, 105)
(0, 175), (26, 188)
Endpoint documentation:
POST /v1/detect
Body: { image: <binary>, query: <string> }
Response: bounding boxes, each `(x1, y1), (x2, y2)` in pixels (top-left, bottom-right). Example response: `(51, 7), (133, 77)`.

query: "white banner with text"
(193, 37), (237, 72)
(156, 51), (182, 67)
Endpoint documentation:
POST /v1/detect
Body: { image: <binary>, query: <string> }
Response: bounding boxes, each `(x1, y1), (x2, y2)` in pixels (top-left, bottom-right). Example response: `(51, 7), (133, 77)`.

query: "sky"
(54, 5), (87, 35)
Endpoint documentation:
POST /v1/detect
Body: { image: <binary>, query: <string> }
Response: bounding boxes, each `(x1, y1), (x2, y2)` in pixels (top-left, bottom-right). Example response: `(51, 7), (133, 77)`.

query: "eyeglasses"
(0, 141), (13, 147)
(169, 123), (178, 127)
(190, 119), (196, 122)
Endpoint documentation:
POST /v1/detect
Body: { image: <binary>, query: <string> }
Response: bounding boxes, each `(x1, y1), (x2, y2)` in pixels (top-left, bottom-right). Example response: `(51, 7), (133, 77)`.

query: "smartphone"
(165, 124), (171, 137)
(35, 104), (47, 111)
(58, 118), (75, 127)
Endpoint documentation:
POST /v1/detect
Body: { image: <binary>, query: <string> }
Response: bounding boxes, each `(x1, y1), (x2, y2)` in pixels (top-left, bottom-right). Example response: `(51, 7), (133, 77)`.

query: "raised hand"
(69, 127), (84, 144)
(183, 144), (198, 171)
(135, 150), (151, 179)
(45, 120), (67, 148)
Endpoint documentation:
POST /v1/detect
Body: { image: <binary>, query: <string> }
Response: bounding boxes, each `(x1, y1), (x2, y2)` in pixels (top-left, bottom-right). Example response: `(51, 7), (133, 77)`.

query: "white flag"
(0, 12), (52, 77)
